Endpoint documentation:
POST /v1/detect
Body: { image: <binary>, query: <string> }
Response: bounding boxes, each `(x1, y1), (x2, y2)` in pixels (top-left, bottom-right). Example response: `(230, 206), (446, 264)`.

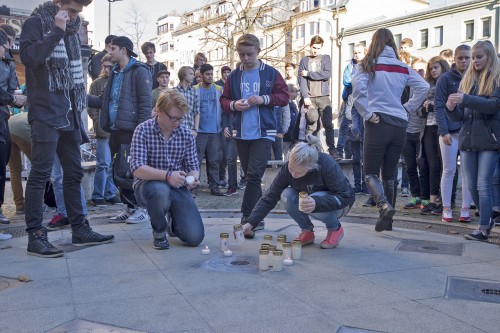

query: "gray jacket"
(298, 54), (331, 99)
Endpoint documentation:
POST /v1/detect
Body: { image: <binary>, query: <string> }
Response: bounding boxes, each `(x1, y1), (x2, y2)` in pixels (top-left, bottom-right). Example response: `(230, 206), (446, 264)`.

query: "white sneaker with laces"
(126, 207), (150, 224)
(109, 205), (133, 223)
(0, 232), (12, 241)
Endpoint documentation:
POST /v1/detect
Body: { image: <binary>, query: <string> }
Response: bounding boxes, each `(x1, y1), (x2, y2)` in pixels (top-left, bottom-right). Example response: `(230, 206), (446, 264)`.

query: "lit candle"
(201, 246), (210, 255)
(220, 233), (229, 251)
(233, 224), (245, 243)
(185, 175), (195, 185)
(283, 258), (293, 266)
(282, 242), (292, 260)
(223, 249), (233, 257)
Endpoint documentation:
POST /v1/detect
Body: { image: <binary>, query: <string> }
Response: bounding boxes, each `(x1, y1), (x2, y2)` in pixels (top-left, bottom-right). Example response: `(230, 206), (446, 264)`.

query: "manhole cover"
(446, 276), (500, 304)
(396, 239), (464, 256)
(0, 277), (21, 292)
(337, 326), (385, 333)
(193, 255), (259, 275)
(48, 319), (146, 332)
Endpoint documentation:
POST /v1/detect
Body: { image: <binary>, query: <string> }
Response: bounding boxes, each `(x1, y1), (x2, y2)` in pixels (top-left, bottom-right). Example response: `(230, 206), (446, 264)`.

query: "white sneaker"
(109, 205), (133, 223)
(0, 232), (12, 241)
(126, 207), (150, 224)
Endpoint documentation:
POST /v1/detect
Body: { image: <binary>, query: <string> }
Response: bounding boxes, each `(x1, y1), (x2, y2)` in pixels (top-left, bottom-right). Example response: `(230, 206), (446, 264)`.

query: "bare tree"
(192, 0), (297, 68)
(116, 0), (148, 61)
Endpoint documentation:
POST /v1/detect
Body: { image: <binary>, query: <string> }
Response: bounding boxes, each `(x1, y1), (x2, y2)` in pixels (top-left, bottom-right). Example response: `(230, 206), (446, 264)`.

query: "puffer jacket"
(88, 61), (152, 133)
(87, 75), (109, 139)
(446, 86), (500, 152)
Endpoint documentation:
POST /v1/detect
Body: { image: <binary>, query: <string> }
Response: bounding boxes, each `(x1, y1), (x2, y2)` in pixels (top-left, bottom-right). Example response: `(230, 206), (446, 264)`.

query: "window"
(323, 0), (334, 5)
(464, 20), (474, 41)
(300, 1), (309, 12)
(419, 28), (428, 48)
(160, 43), (168, 52)
(204, 7), (211, 20)
(169, 43), (174, 51)
(186, 14), (194, 25)
(157, 24), (168, 35)
(309, 22), (319, 35)
(299, 24), (305, 38)
(359, 40), (366, 46)
(218, 2), (227, 15)
(434, 26), (443, 46)
(348, 43), (354, 57)
(169, 23), (174, 30)
(394, 33), (402, 48)
(481, 17), (491, 38)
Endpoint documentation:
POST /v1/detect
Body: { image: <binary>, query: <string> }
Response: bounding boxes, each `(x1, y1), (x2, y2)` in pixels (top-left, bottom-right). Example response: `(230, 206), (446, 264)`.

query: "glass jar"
(276, 235), (286, 250)
(220, 233), (229, 251)
(233, 224), (245, 243)
(298, 191), (308, 212)
(292, 240), (302, 260)
(272, 250), (284, 271)
(282, 242), (292, 260)
(259, 249), (269, 270)
(263, 235), (273, 242)
(268, 245), (276, 266)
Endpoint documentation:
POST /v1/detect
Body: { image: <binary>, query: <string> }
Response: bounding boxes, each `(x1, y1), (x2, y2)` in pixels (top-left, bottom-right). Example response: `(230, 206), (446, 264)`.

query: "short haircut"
(61, 0), (93, 6)
(177, 66), (194, 81)
(104, 35), (117, 44)
(157, 69), (170, 77)
(141, 42), (156, 54)
(411, 56), (426, 67)
(310, 35), (324, 46)
(401, 38), (413, 47)
(194, 52), (207, 63)
(200, 63), (213, 74)
(101, 54), (112, 64)
(285, 63), (296, 69)
(156, 90), (189, 115)
(455, 44), (471, 54)
(236, 34), (260, 49)
(398, 50), (411, 65)
(0, 30), (7, 46)
(0, 24), (15, 38)
(439, 48), (453, 58)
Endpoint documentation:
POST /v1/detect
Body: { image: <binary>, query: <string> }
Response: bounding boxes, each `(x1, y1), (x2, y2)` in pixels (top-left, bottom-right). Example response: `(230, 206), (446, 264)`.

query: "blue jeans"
(492, 157), (500, 211)
(52, 154), (87, 217)
(461, 150), (500, 226)
(281, 188), (347, 231)
(224, 136), (238, 189)
(92, 138), (117, 200)
(134, 180), (204, 245)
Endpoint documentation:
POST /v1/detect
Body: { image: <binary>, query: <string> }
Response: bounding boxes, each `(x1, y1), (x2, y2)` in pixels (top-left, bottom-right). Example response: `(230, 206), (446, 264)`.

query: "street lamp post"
(108, 0), (123, 36)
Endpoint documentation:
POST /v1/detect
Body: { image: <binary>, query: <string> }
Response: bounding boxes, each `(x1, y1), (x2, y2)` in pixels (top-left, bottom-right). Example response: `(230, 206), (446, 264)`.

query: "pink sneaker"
(320, 226), (344, 249)
(441, 207), (453, 223)
(459, 207), (471, 223)
(294, 230), (315, 246)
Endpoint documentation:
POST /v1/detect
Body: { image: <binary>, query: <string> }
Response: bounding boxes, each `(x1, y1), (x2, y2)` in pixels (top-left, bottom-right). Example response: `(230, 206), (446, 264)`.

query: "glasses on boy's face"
(165, 112), (184, 123)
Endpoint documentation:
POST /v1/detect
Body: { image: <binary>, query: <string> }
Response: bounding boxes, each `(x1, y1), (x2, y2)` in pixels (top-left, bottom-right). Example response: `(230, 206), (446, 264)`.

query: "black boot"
(72, 220), (115, 246)
(383, 180), (396, 231)
(27, 228), (64, 258)
(362, 196), (376, 207)
(365, 175), (395, 232)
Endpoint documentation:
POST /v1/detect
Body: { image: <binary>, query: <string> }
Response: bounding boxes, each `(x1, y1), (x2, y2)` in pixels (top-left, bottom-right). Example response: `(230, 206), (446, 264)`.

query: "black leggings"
(363, 120), (406, 180)
(419, 125), (441, 197)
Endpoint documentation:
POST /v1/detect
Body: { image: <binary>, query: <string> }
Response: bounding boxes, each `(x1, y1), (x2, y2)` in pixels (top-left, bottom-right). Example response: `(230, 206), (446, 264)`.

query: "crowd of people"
(0, 0), (499, 255)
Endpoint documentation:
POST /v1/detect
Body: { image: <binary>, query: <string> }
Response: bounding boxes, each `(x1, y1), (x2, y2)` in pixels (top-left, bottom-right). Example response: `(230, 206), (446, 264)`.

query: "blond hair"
(236, 34), (260, 50)
(288, 134), (322, 170)
(177, 66), (194, 82)
(460, 41), (500, 96)
(156, 90), (189, 115)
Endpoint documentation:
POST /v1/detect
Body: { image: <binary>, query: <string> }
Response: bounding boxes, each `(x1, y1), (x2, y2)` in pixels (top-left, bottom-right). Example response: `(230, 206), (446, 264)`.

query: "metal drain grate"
(396, 240), (464, 256)
(193, 255), (259, 275)
(48, 318), (145, 332)
(446, 276), (500, 304)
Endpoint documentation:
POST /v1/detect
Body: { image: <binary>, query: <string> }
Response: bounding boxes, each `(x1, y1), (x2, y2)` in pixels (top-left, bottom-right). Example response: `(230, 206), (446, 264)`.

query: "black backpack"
(44, 181), (57, 208)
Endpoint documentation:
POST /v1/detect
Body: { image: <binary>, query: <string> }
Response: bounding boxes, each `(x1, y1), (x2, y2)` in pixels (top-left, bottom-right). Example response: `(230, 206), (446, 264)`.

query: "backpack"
(44, 181), (57, 208)
(113, 144), (134, 191)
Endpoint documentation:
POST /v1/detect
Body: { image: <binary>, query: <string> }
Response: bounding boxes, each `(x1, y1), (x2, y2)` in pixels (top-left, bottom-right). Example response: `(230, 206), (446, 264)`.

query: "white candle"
(185, 176), (195, 185)
(283, 258), (293, 266)
(259, 249), (269, 270)
(233, 224), (245, 243)
(220, 233), (229, 251)
(292, 240), (302, 260)
(272, 250), (283, 271)
(201, 246), (210, 255)
(223, 249), (233, 257)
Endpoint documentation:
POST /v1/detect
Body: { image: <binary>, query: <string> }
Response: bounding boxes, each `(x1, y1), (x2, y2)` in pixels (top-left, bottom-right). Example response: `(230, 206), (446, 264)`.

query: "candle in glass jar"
(263, 234), (273, 242)
(282, 242), (292, 260)
(220, 233), (229, 251)
(276, 235), (286, 250)
(259, 249), (269, 270)
(298, 192), (308, 212)
(292, 240), (302, 259)
(201, 246), (210, 255)
(268, 245), (276, 267)
(223, 249), (233, 257)
(272, 250), (284, 271)
(233, 224), (245, 243)
(283, 258), (293, 265)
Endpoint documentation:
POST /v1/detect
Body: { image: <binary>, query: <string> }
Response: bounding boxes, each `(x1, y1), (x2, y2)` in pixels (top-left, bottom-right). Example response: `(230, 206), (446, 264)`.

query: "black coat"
(446, 86), (500, 152)
(88, 61), (152, 133)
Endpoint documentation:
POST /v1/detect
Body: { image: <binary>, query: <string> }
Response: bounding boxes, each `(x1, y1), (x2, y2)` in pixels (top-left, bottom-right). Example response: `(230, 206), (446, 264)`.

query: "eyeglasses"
(165, 112), (185, 123)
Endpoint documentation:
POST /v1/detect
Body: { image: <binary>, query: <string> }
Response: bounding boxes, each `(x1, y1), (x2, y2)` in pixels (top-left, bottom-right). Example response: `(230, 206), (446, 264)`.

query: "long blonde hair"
(361, 28), (399, 76)
(459, 41), (500, 96)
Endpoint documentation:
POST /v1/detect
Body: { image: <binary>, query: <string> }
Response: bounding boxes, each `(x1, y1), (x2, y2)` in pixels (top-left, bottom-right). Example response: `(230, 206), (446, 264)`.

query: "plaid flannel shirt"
(130, 117), (199, 185)
(174, 84), (200, 130)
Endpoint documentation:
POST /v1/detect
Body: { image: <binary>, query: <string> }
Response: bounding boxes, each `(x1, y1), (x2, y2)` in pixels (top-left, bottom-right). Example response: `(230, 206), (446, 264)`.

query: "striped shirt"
(173, 84), (200, 130)
(130, 117), (199, 185)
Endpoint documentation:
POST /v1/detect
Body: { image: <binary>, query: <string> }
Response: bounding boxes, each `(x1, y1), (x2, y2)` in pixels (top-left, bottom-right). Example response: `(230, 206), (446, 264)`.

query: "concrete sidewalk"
(1, 215), (500, 333)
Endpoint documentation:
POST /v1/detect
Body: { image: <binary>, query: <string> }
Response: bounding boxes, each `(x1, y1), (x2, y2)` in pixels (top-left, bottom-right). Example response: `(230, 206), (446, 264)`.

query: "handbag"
(113, 143), (134, 190)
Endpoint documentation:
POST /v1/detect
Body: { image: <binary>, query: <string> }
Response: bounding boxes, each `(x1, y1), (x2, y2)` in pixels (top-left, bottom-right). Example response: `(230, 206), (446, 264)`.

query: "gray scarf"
(32, 1), (86, 114)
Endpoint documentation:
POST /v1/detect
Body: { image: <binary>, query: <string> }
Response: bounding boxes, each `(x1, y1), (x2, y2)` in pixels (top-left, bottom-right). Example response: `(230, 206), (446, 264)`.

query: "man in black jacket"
(88, 34), (116, 81)
(20, 0), (114, 258)
(88, 36), (152, 224)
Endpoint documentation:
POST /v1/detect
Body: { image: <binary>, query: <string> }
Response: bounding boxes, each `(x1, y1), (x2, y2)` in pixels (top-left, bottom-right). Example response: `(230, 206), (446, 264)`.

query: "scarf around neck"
(32, 1), (86, 114)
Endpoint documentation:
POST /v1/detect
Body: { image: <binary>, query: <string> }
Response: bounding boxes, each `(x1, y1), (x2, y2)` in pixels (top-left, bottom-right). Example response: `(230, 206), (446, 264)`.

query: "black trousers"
(402, 132), (421, 197)
(0, 119), (11, 206)
(420, 125), (441, 197)
(109, 130), (137, 209)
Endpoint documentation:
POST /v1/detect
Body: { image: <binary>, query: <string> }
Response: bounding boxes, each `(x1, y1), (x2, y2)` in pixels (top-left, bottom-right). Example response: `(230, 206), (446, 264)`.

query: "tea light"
(201, 246), (210, 255)
(185, 175), (195, 184)
(283, 258), (293, 266)
(223, 249), (233, 257)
